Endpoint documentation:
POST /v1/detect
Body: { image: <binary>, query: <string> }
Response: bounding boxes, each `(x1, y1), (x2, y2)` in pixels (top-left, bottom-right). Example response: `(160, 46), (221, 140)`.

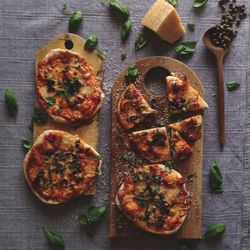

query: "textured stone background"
(0, 0), (249, 249)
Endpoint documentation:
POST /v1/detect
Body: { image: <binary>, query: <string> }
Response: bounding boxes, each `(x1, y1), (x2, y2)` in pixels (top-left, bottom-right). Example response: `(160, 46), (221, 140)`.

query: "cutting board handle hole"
(64, 39), (74, 50)
(144, 67), (170, 96)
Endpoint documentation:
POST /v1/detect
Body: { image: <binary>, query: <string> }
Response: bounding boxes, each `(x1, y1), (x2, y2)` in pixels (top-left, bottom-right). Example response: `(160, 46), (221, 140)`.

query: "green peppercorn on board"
(34, 33), (104, 195)
(110, 57), (205, 239)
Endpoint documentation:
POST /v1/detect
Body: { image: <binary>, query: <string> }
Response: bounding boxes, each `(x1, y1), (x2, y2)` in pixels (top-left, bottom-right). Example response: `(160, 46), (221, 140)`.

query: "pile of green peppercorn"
(212, 0), (247, 48)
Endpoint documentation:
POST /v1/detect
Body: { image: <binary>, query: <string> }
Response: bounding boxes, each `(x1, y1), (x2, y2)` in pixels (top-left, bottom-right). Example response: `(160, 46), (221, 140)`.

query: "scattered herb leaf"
(79, 205), (107, 225)
(226, 81), (240, 91)
(193, 0), (208, 8)
(169, 0), (178, 7)
(5, 89), (18, 115)
(205, 223), (226, 238)
(107, 0), (129, 20)
(32, 107), (47, 125)
(125, 64), (139, 82)
(62, 3), (67, 11)
(96, 49), (106, 60)
(45, 96), (56, 106)
(121, 20), (132, 41)
(84, 34), (99, 51)
(96, 165), (102, 176)
(69, 11), (83, 32)
(121, 50), (127, 60)
(175, 41), (197, 57)
(155, 118), (165, 126)
(43, 227), (65, 247)
(135, 33), (148, 51)
(164, 161), (173, 171)
(209, 162), (223, 193)
(187, 21), (196, 32)
(22, 138), (32, 150)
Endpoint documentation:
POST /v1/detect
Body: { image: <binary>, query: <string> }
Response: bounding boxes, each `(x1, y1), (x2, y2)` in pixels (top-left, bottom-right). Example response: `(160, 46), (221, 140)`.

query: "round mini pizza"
(116, 164), (190, 235)
(23, 130), (102, 204)
(36, 49), (104, 124)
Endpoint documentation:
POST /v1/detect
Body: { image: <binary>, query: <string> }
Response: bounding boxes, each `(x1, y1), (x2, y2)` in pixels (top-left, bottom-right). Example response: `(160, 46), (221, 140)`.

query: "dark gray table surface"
(0, 0), (249, 249)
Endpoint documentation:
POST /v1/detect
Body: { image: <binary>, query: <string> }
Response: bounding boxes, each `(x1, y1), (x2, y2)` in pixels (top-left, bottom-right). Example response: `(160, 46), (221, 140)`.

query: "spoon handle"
(216, 56), (225, 149)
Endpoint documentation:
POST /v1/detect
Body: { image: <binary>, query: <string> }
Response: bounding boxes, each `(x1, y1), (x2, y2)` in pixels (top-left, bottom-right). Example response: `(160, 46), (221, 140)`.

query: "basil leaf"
(69, 11), (83, 32)
(32, 107), (47, 124)
(226, 81), (240, 91)
(125, 64), (139, 82)
(179, 243), (191, 250)
(107, 0), (129, 20)
(43, 227), (65, 247)
(45, 96), (56, 106)
(187, 21), (196, 32)
(96, 49), (106, 60)
(5, 89), (18, 115)
(135, 33), (148, 51)
(209, 162), (223, 193)
(193, 0), (208, 8)
(205, 223), (226, 238)
(155, 118), (165, 126)
(78, 204), (107, 225)
(22, 138), (32, 150)
(62, 3), (67, 11)
(121, 50), (127, 60)
(121, 20), (132, 41)
(84, 34), (99, 51)
(175, 41), (197, 57)
(169, 0), (178, 7)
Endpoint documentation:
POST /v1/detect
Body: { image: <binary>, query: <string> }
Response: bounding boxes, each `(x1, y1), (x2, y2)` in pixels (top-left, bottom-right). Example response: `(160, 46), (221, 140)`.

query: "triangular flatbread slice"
(169, 115), (202, 143)
(118, 84), (157, 130)
(166, 76), (208, 113)
(130, 127), (171, 163)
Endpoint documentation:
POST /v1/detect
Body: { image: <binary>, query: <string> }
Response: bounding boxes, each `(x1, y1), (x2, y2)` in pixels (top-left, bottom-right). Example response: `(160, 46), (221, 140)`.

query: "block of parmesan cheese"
(141, 0), (185, 44)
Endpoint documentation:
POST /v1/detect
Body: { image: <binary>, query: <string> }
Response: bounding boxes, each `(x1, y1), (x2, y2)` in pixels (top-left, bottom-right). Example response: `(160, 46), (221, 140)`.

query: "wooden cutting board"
(110, 57), (205, 239)
(33, 33), (103, 195)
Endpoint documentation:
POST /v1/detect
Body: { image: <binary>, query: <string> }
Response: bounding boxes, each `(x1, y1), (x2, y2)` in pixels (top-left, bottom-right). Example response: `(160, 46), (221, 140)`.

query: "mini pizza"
(116, 164), (191, 235)
(166, 75), (208, 113)
(130, 127), (171, 163)
(169, 115), (202, 143)
(23, 130), (102, 204)
(170, 130), (192, 162)
(118, 84), (157, 130)
(36, 49), (104, 124)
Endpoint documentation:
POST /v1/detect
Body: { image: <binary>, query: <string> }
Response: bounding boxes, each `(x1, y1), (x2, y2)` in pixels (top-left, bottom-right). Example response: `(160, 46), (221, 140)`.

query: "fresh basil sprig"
(107, 0), (129, 20)
(125, 64), (139, 82)
(43, 227), (65, 247)
(209, 162), (223, 193)
(22, 138), (32, 150)
(5, 89), (18, 115)
(121, 20), (132, 41)
(135, 33), (148, 51)
(45, 96), (56, 106)
(205, 223), (226, 238)
(226, 81), (240, 91)
(187, 21), (196, 32)
(193, 0), (208, 8)
(84, 34), (99, 51)
(78, 204), (107, 225)
(69, 11), (83, 32)
(175, 41), (197, 57)
(169, 0), (178, 7)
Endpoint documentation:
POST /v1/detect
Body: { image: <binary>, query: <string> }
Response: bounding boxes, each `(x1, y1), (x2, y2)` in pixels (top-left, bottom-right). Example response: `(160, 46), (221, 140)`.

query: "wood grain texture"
(34, 33), (103, 195)
(110, 57), (205, 239)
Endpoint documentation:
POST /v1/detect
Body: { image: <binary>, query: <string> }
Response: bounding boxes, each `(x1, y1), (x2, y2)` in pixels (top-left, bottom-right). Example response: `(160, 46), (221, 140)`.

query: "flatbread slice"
(166, 75), (208, 113)
(118, 84), (157, 130)
(130, 127), (171, 163)
(23, 130), (102, 204)
(169, 115), (202, 143)
(36, 49), (104, 124)
(116, 164), (191, 235)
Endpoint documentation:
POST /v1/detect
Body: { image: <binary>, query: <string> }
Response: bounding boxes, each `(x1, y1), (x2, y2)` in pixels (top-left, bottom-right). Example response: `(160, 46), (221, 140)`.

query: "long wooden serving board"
(34, 33), (103, 195)
(110, 57), (205, 239)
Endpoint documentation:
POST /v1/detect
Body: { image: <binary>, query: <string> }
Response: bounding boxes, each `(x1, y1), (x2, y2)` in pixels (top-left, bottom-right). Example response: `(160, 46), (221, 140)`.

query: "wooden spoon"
(203, 27), (230, 149)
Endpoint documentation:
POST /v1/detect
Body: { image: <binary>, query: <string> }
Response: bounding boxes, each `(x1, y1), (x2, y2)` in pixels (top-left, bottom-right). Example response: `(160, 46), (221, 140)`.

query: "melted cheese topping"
(166, 76), (208, 113)
(36, 49), (104, 123)
(24, 130), (102, 204)
(118, 84), (156, 130)
(116, 164), (190, 235)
